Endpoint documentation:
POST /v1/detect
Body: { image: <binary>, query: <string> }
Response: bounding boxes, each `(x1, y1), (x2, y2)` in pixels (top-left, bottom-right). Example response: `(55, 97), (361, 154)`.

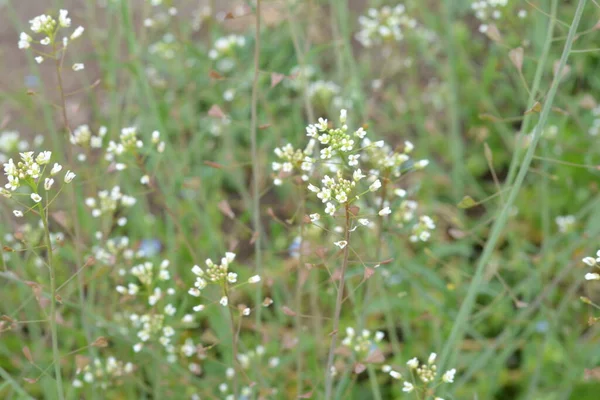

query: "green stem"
(437, 0), (586, 380)
(38, 203), (65, 400)
(324, 203), (351, 399)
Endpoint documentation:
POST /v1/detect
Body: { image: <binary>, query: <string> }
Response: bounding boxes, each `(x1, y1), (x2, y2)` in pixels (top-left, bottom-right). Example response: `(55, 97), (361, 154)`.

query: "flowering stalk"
(36, 200), (65, 400)
(324, 203), (351, 399)
(223, 284), (240, 398)
(295, 184), (306, 396)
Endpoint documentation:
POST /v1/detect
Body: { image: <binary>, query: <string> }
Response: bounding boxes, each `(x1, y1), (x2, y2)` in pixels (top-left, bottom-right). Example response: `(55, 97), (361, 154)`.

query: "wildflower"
(325, 202), (336, 216)
(428, 352), (437, 364)
(35, 56), (43, 64)
(389, 370), (402, 379)
(219, 296), (228, 306)
(402, 382), (414, 393)
(378, 207), (391, 216)
(140, 175), (150, 185)
(71, 26), (84, 39)
(18, 32), (32, 49)
(36, 151), (51, 164)
(30, 193), (42, 203)
(407, 357), (419, 369)
(72, 63), (84, 71)
(248, 275), (261, 284)
(51, 163), (63, 175)
(583, 257), (597, 266)
(369, 179), (381, 192)
(44, 178), (54, 190)
(309, 213), (320, 222)
(585, 273), (600, 281)
(334, 240), (347, 249)
(13, 210), (23, 218)
(442, 368), (456, 383)
(64, 171), (76, 183)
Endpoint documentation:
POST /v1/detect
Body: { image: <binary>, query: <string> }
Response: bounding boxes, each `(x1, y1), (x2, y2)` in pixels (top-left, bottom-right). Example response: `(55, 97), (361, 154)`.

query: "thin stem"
(437, 0), (587, 380)
(324, 203), (351, 399)
(38, 203), (65, 400)
(295, 186), (306, 396)
(224, 285), (239, 398)
(251, 0), (264, 331)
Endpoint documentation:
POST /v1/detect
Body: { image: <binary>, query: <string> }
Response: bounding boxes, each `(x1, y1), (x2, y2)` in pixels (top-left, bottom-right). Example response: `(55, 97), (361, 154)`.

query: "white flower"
(585, 273), (600, 281)
(583, 257), (596, 266)
(340, 109), (347, 123)
(242, 308), (251, 316)
(369, 179), (381, 192)
(442, 368), (456, 383)
(378, 207), (391, 216)
(389, 370), (402, 380)
(44, 178), (54, 190)
(30, 193), (42, 203)
(394, 188), (407, 197)
(140, 175), (150, 185)
(71, 26), (84, 40)
(308, 184), (320, 193)
(35, 56), (44, 64)
(325, 202), (336, 215)
(428, 352), (437, 364)
(415, 159), (429, 169)
(18, 32), (32, 49)
(59, 9), (71, 27)
(40, 37), (51, 45)
(72, 63), (85, 71)
(404, 141), (414, 153)
(227, 272), (238, 283)
(36, 151), (51, 165)
(358, 218), (370, 226)
(64, 171), (76, 183)
(334, 240), (347, 249)
(13, 210), (23, 218)
(248, 275), (261, 284)
(309, 213), (320, 222)
(353, 169), (365, 181)
(193, 304), (205, 312)
(133, 343), (143, 353)
(402, 382), (414, 393)
(219, 296), (229, 306)
(407, 357), (419, 369)
(51, 163), (63, 175)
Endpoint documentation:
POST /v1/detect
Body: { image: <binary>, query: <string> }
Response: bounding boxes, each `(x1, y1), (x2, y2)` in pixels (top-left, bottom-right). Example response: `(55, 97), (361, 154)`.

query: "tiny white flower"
(193, 304), (205, 312)
(308, 184), (320, 193)
(71, 26), (84, 40)
(407, 357), (418, 369)
(40, 37), (51, 46)
(30, 193), (42, 203)
(583, 257), (596, 266)
(358, 218), (369, 226)
(13, 210), (23, 218)
(378, 207), (391, 216)
(402, 382), (414, 393)
(310, 213), (320, 222)
(394, 188), (407, 197)
(35, 56), (44, 64)
(72, 63), (84, 71)
(334, 240), (347, 249)
(44, 178), (54, 190)
(64, 171), (76, 183)
(585, 273), (600, 281)
(442, 368), (456, 383)
(248, 275), (261, 284)
(369, 179), (381, 192)
(428, 352), (437, 364)
(51, 163), (63, 175)
(242, 308), (251, 316)
(133, 343), (143, 353)
(325, 202), (336, 215)
(140, 175), (150, 185)
(415, 159), (429, 169)
(389, 370), (402, 380)
(219, 296), (229, 306)
(59, 9), (71, 27)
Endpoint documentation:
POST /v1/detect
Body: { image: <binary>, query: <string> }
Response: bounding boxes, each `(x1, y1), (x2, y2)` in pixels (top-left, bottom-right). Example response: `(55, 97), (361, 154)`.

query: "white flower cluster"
(272, 140), (315, 185)
(410, 215), (436, 242)
(188, 252), (261, 311)
(19, 10), (85, 68)
(84, 186), (137, 219)
(341, 327), (384, 359)
(208, 35), (246, 73)
(92, 235), (137, 267)
(72, 357), (134, 390)
(471, 1), (527, 33)
(2, 152), (75, 209)
(71, 125), (107, 148)
(382, 353), (456, 396)
(309, 170), (370, 216)
(355, 5), (418, 48)
(583, 251), (600, 281)
(361, 139), (427, 178)
(105, 127), (165, 161)
(116, 259), (178, 356)
(149, 34), (180, 60)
